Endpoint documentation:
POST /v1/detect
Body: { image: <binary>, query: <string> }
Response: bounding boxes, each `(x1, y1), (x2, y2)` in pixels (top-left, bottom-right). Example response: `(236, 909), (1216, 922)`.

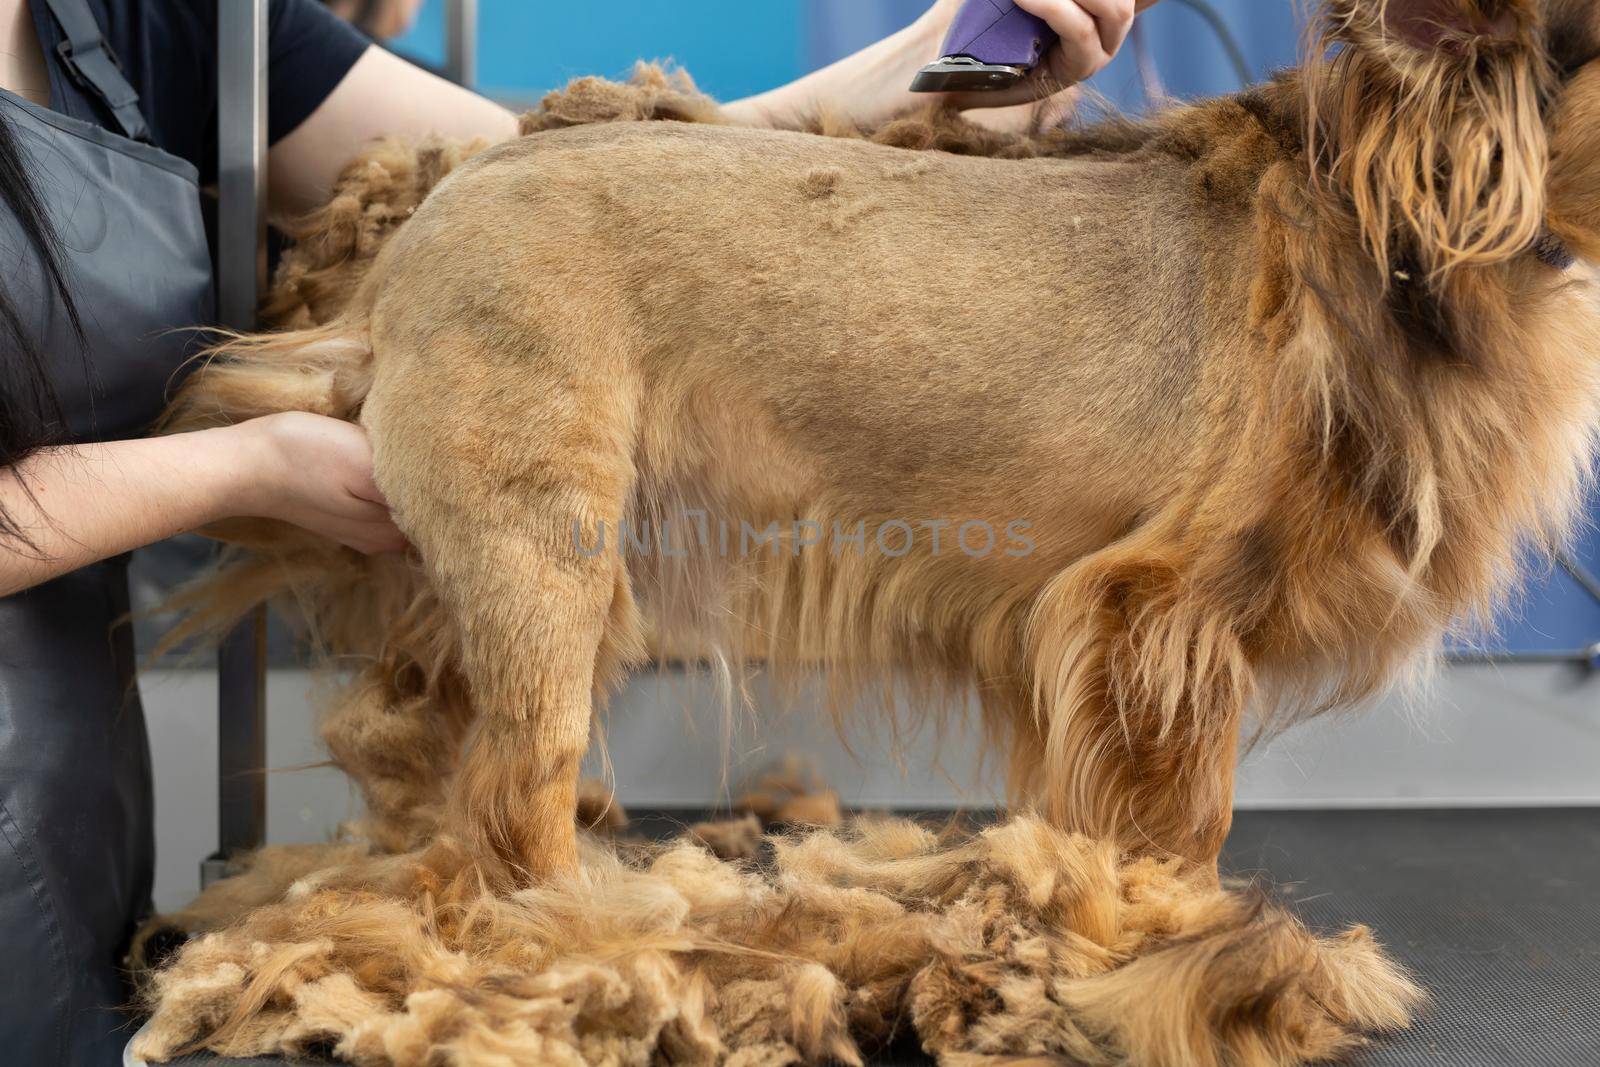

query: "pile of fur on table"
(132, 795), (1416, 1067)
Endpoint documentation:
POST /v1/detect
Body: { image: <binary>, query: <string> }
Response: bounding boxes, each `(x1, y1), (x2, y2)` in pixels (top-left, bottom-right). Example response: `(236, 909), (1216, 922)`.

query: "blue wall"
(1093, 0), (1301, 107)
(393, 0), (804, 103)
(1495, 512), (1600, 658)
(392, 1), (1599, 659)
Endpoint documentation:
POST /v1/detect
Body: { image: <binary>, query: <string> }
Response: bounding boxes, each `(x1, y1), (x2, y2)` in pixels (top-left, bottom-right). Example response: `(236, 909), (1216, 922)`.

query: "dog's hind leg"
(1026, 548), (1250, 863)
(363, 322), (644, 886)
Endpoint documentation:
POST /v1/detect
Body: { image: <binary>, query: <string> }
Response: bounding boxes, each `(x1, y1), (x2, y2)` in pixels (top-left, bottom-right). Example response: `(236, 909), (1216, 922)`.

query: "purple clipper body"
(910, 0), (1059, 93)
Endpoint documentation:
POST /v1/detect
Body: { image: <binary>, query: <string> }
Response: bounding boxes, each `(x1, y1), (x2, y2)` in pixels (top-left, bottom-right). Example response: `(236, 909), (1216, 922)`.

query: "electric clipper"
(910, 0), (1059, 93)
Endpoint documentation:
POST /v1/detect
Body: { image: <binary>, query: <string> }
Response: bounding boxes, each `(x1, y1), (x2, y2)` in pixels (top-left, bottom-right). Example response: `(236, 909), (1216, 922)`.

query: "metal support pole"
(1447, 645), (1600, 669)
(1557, 549), (1600, 607)
(203, 0), (269, 889)
(1442, 551), (1600, 672)
(445, 0), (478, 88)
(216, 0), (267, 330)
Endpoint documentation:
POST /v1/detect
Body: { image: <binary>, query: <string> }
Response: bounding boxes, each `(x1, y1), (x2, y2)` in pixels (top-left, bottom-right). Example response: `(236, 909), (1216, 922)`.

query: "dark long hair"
(1, 107), (85, 546)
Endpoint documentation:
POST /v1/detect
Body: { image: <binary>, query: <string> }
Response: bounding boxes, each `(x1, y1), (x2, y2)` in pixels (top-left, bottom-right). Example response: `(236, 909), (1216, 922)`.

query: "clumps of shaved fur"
(731, 756), (844, 829)
(519, 64), (729, 135)
(518, 62), (1140, 159)
(133, 816), (1419, 1067)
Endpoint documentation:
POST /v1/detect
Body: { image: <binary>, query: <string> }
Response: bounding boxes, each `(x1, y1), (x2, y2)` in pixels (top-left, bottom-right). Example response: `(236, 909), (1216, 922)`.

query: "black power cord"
(1168, 0), (1255, 89)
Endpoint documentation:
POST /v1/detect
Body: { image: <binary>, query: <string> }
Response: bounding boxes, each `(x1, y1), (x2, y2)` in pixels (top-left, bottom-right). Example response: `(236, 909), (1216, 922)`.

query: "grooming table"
(1223, 808), (1600, 1067)
(139, 808), (1599, 1067)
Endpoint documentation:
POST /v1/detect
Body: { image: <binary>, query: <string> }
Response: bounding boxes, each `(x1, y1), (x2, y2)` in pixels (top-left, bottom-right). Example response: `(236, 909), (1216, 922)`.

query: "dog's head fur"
(1308, 0), (1600, 278)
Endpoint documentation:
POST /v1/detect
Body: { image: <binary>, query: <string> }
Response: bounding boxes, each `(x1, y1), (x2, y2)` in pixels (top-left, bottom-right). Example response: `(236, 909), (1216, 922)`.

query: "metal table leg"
(445, 0), (478, 88)
(203, 0), (268, 889)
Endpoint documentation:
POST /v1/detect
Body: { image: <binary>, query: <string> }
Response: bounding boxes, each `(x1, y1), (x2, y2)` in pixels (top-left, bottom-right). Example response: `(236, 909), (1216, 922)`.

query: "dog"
(168, 0), (1600, 893)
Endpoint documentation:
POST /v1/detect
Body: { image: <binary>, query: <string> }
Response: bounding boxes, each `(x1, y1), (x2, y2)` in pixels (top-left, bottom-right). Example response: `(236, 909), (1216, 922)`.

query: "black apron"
(0, 1), (214, 1062)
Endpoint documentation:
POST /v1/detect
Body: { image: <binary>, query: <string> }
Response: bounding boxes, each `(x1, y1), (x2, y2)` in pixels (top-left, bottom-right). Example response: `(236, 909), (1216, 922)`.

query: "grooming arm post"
(1444, 552), (1600, 671)
(203, 0), (269, 889)
(445, 0), (477, 88)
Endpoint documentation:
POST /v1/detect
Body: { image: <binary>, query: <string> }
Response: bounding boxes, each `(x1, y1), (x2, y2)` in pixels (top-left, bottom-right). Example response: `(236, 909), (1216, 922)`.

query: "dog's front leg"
(1039, 685), (1243, 864)
(1026, 552), (1250, 864)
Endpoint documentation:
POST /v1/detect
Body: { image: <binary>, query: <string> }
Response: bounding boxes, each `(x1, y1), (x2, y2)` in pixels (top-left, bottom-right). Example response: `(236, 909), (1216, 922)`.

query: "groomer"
(0, 0), (1139, 1061)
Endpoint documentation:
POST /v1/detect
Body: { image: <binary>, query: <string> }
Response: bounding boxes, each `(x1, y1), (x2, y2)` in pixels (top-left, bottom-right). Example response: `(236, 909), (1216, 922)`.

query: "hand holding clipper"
(911, 0), (1153, 95)
(911, 0), (1058, 92)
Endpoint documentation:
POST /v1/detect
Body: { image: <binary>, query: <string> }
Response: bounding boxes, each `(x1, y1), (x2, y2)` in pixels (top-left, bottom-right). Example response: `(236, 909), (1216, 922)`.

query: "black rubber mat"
(1222, 809), (1600, 1067)
(150, 808), (1600, 1067)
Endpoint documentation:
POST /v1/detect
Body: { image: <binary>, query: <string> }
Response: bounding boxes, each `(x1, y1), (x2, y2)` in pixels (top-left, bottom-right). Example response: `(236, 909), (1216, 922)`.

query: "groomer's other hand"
(241, 412), (407, 555)
(0, 410), (405, 597)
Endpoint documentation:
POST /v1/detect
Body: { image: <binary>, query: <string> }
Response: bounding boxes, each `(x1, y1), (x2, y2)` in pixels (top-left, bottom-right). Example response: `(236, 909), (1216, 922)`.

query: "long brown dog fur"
(145, 1), (1600, 1058)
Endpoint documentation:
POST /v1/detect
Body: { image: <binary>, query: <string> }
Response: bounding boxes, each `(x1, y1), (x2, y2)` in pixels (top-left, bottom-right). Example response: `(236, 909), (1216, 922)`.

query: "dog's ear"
(1379, 0), (1521, 50)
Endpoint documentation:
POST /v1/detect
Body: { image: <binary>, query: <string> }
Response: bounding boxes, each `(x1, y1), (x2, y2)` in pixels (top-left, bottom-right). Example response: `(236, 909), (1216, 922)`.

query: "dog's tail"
(167, 319), (372, 430)
(156, 313), (401, 655)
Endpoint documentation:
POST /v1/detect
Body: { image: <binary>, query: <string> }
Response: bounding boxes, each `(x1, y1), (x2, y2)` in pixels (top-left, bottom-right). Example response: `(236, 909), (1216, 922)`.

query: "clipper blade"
(909, 56), (1028, 93)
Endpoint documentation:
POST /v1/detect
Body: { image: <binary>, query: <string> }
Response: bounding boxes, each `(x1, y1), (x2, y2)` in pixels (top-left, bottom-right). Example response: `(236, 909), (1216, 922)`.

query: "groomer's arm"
(268, 45), (518, 217)
(0, 413), (404, 597)
(724, 0), (1162, 130)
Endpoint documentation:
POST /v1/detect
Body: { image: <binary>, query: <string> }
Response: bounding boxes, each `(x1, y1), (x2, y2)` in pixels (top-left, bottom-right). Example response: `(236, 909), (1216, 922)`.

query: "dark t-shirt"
(26, 0), (370, 183)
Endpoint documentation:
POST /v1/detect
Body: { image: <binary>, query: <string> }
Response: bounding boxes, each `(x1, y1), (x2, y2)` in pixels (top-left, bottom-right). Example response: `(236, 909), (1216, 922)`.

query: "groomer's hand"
(240, 412), (407, 555)
(0, 410), (404, 597)
(1017, 0), (1138, 84)
(929, 0), (1160, 112)
(722, 0), (1158, 133)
